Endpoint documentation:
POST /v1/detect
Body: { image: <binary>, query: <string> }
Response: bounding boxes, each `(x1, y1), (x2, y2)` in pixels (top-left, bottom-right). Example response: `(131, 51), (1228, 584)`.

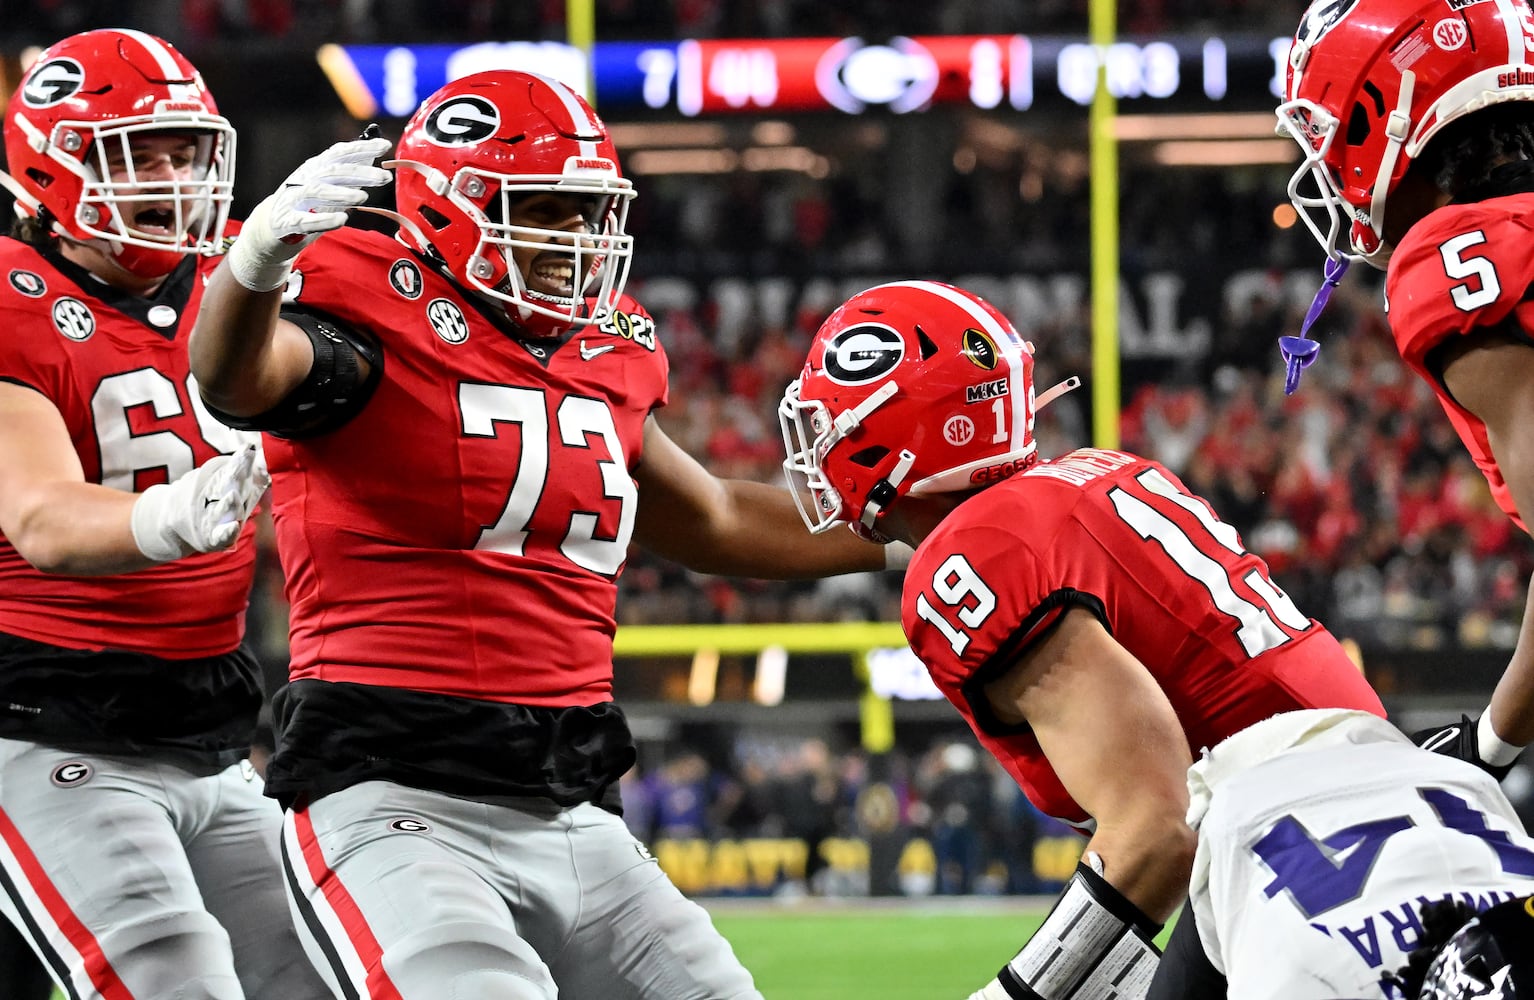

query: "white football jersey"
(1187, 710), (1534, 1000)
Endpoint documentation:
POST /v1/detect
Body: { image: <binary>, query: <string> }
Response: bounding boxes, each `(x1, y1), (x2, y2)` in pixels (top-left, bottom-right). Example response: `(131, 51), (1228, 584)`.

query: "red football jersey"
(0, 236), (256, 657)
(902, 448), (1385, 826)
(270, 228), (668, 705)
(1385, 193), (1534, 530)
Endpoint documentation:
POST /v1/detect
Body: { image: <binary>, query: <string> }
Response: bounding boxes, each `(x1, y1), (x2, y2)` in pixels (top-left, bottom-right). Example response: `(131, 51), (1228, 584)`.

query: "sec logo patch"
(427, 298), (469, 344)
(52, 297), (95, 341)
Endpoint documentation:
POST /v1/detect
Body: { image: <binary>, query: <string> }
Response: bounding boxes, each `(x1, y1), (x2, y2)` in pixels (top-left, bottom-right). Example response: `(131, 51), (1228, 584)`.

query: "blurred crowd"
(621, 735), (1075, 897)
(621, 731), (1534, 898)
(11, 0), (1301, 47)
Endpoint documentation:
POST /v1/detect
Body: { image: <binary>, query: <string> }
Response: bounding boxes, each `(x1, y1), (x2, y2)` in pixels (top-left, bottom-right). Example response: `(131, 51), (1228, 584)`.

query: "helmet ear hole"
(848, 446), (889, 468)
(1347, 103), (1373, 146)
(915, 324), (939, 360)
(418, 204), (452, 231)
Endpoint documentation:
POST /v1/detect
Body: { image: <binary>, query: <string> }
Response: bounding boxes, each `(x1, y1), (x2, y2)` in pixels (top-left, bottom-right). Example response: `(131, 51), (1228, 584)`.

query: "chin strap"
(1279, 253), (1349, 395)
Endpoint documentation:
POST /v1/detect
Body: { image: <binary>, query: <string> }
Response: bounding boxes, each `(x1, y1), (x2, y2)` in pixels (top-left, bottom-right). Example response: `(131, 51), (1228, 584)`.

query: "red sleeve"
(1386, 195), (1534, 377)
(902, 478), (1095, 698)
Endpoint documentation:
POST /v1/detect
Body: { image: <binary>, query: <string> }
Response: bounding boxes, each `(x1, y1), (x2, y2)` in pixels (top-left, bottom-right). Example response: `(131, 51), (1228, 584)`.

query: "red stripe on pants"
(0, 806), (135, 1000)
(293, 806), (405, 1000)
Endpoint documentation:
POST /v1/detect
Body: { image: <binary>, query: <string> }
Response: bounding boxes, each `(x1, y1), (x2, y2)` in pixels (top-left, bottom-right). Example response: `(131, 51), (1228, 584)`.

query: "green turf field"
(712, 902), (1049, 999)
(45, 900), (1134, 1000)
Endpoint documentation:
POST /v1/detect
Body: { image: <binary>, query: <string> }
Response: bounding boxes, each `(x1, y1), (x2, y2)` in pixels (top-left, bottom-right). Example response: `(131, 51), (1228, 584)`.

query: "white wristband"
(1478, 712), (1526, 767)
(225, 222), (296, 293)
(129, 482), (185, 563)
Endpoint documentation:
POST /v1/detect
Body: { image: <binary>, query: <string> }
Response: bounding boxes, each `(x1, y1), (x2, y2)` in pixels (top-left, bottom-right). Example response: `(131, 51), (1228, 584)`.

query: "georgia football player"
(0, 28), (313, 1000)
(1277, 0), (1534, 781)
(779, 280), (1388, 999)
(188, 70), (890, 999)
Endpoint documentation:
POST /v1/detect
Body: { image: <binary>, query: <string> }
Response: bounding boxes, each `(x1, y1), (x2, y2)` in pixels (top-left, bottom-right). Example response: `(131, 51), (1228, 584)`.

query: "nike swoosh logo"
(203, 497), (220, 508)
(579, 340), (615, 361)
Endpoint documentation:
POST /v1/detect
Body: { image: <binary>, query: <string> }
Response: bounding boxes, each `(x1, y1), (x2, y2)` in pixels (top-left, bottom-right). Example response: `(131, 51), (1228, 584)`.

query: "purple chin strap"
(1279, 254), (1350, 395)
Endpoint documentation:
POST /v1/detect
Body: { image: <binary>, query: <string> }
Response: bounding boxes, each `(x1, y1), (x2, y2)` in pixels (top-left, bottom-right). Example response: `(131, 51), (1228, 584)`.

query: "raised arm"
(190, 135), (392, 417)
(631, 415), (890, 578)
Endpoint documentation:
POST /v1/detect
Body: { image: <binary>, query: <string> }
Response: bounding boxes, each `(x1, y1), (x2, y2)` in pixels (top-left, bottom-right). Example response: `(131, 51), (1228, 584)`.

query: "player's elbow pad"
(991, 858), (1162, 999)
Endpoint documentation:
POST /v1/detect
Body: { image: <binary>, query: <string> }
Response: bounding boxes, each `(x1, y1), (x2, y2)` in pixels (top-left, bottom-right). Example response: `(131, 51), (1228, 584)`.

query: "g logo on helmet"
(822, 324), (905, 385)
(1295, 0), (1361, 47)
(22, 57), (85, 108)
(422, 96), (501, 146)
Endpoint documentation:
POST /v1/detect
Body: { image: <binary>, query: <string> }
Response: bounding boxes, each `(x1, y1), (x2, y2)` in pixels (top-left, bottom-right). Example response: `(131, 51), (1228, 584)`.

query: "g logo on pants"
(50, 761), (93, 787)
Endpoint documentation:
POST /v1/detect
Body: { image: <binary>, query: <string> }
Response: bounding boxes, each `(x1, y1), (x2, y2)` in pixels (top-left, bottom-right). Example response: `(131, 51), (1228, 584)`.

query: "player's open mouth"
(528, 256), (576, 299)
(131, 206), (179, 239)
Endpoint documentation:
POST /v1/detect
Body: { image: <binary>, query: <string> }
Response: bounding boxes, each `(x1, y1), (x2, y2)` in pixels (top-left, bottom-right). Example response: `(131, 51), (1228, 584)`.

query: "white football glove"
(226, 132), (393, 292)
(130, 443), (270, 563)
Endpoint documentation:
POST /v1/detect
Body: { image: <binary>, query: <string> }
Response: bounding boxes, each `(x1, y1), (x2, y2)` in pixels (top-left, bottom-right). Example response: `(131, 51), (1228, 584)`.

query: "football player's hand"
(1411, 713), (1522, 781)
(130, 443), (270, 562)
(227, 130), (393, 291)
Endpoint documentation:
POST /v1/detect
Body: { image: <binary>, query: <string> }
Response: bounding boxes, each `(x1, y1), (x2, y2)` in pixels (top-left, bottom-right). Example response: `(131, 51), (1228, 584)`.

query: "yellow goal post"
(612, 622), (911, 751)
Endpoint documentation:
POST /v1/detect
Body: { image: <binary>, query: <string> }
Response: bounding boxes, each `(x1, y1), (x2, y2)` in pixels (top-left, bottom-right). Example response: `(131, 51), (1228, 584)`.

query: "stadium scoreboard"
(321, 34), (1294, 120)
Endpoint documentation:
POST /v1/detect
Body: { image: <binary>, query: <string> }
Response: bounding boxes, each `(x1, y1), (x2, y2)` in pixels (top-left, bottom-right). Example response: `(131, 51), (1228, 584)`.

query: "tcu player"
(188, 71), (889, 999)
(1277, 0), (1534, 779)
(0, 29), (322, 1000)
(778, 281), (1387, 999)
(1145, 709), (1534, 999)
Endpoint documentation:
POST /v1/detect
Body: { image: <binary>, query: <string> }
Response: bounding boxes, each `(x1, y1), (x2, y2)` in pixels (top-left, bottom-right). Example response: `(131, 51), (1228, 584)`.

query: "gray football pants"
(0, 737), (330, 1000)
(280, 780), (763, 1000)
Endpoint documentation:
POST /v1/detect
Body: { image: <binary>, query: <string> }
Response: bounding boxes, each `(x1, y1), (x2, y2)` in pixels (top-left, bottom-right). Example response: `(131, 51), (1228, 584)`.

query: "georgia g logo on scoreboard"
(422, 96), (501, 146)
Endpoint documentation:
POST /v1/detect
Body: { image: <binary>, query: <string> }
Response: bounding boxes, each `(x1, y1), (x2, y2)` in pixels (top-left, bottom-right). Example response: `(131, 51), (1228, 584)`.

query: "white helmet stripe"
(115, 28), (199, 101)
(877, 279), (1033, 449)
(530, 72), (601, 160)
(1493, 0), (1529, 66)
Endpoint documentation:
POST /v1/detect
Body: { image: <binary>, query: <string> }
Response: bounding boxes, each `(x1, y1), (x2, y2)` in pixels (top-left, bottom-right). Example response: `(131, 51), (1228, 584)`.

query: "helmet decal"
(961, 327), (998, 370)
(421, 96), (501, 146)
(1296, 0), (1361, 48)
(965, 378), (1009, 403)
(942, 414), (975, 446)
(822, 324), (905, 384)
(1433, 17), (1470, 51)
(21, 57), (84, 107)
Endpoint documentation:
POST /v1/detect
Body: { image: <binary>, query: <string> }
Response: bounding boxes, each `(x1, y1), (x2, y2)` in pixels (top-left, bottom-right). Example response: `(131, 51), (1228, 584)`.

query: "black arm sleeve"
(1146, 904), (1227, 1000)
(201, 308), (382, 440)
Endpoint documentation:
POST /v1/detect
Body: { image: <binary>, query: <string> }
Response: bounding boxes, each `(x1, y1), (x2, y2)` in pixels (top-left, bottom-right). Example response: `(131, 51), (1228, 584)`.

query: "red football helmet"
(388, 70), (635, 336)
(780, 281), (1046, 540)
(1, 28), (235, 277)
(1278, 0), (1534, 267)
